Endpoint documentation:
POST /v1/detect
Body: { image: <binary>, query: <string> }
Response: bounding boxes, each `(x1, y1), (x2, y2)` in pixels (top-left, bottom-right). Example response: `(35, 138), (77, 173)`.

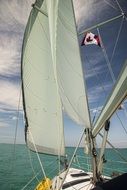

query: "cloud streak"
(0, 0), (33, 32)
(0, 1), (34, 79)
(88, 82), (113, 104)
(0, 33), (21, 78)
(0, 1), (34, 113)
(0, 79), (22, 112)
(73, 0), (114, 32)
(0, 0), (34, 143)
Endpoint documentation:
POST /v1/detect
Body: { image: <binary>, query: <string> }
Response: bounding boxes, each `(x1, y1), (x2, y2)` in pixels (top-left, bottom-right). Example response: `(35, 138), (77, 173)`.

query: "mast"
(98, 120), (110, 176)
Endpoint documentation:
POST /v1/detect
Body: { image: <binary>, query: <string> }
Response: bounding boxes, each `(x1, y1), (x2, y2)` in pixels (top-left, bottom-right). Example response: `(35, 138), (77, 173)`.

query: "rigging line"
(110, 16), (124, 64)
(11, 85), (22, 173)
(21, 171), (41, 190)
(97, 28), (116, 84)
(58, 130), (85, 190)
(27, 148), (39, 182)
(99, 133), (127, 163)
(116, 112), (127, 135)
(103, 0), (119, 11)
(115, 0), (124, 14)
(123, 104), (127, 119)
(90, 17), (124, 120)
(46, 163), (58, 176)
(121, 100), (127, 115)
(78, 14), (123, 36)
(55, 103), (65, 175)
(85, 54), (127, 168)
(103, 165), (126, 173)
(107, 159), (127, 164)
(85, 55), (106, 123)
(13, 86), (22, 145)
(88, 28), (127, 138)
(29, 130), (48, 182)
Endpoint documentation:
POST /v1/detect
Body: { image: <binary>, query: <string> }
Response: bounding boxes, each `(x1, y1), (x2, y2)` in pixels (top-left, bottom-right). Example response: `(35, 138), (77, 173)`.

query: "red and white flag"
(81, 32), (101, 47)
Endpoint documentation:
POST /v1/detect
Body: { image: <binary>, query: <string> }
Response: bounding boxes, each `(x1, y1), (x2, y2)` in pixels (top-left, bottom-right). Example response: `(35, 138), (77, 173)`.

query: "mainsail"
(22, 0), (91, 156)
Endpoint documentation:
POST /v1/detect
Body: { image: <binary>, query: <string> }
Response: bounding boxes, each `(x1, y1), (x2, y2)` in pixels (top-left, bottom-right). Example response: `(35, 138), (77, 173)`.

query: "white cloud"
(0, 0), (34, 32)
(0, 121), (10, 128)
(91, 106), (103, 113)
(0, 34), (21, 77)
(0, 0), (34, 143)
(88, 82), (112, 104)
(73, 0), (109, 31)
(86, 64), (105, 79)
(12, 116), (18, 120)
(0, 80), (22, 111)
(0, 0), (35, 78)
(0, 124), (25, 144)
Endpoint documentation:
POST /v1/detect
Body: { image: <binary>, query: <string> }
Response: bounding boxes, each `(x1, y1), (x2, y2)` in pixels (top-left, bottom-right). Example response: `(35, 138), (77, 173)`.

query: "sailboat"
(21, 0), (127, 190)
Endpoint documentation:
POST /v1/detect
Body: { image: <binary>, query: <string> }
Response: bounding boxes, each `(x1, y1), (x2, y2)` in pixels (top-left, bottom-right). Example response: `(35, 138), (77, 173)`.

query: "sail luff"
(92, 60), (127, 137)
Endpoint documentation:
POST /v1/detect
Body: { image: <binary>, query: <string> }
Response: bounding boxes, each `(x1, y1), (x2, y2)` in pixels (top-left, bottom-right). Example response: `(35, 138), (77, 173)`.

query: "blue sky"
(0, 0), (127, 147)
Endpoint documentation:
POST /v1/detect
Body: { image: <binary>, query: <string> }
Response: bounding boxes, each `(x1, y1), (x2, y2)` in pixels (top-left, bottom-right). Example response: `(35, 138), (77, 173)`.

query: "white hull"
(52, 168), (94, 190)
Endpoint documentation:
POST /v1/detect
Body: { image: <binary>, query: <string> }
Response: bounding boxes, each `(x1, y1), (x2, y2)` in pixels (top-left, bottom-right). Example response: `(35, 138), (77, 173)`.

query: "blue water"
(0, 144), (127, 190)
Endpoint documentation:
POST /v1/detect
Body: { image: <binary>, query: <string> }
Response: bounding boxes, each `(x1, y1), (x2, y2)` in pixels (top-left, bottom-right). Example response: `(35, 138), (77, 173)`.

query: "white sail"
(22, 0), (65, 156)
(47, 0), (91, 128)
(22, 0), (90, 155)
(22, 0), (91, 156)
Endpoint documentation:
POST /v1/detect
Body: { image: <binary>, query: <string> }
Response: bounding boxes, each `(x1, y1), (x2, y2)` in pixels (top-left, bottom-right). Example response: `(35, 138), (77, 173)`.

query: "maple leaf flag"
(81, 32), (101, 47)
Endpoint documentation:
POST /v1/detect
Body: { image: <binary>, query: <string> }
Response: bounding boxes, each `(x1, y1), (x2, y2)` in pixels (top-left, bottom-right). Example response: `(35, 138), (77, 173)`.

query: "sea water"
(0, 144), (127, 190)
